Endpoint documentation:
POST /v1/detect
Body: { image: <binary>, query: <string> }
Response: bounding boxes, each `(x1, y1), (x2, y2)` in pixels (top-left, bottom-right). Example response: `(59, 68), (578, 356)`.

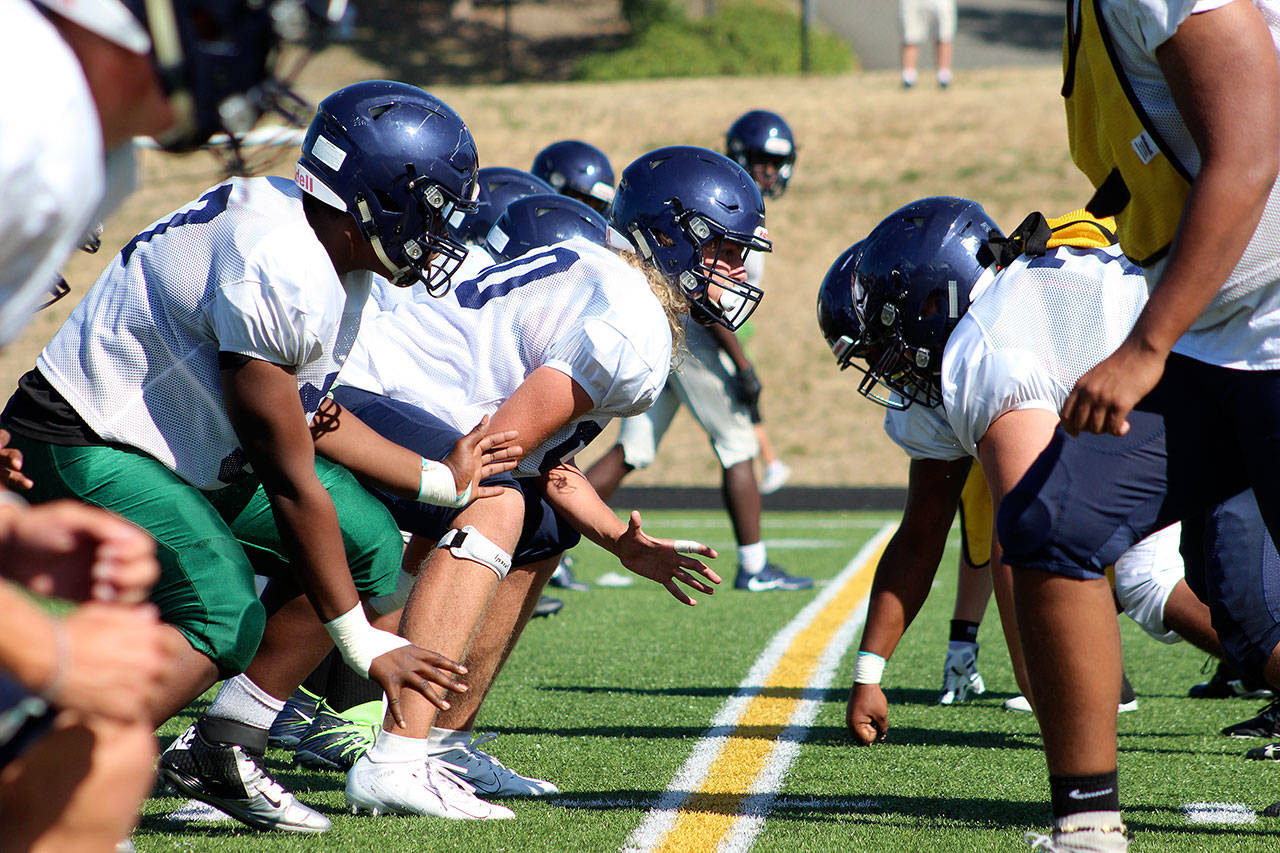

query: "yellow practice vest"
(1062, 0), (1192, 266)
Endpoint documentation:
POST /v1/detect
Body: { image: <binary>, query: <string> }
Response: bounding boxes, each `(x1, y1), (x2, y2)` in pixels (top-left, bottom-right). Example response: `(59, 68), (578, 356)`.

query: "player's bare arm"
(1062, 0), (1280, 436)
(221, 357), (467, 717)
(310, 397), (522, 502)
(847, 456), (971, 745)
(544, 461), (720, 605)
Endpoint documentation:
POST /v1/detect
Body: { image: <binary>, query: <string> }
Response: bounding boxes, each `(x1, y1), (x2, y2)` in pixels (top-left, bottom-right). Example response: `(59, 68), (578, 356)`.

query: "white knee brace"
(436, 525), (513, 580)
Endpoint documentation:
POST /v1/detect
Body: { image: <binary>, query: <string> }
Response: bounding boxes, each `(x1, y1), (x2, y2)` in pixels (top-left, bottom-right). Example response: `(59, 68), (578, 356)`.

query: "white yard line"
(623, 523), (895, 853)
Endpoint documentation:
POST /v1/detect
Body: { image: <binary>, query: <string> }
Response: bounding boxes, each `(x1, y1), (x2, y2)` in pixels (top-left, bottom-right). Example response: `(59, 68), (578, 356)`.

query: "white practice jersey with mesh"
(341, 237), (671, 476)
(883, 397), (967, 462)
(942, 243), (1149, 457)
(1099, 0), (1280, 367)
(37, 176), (370, 489)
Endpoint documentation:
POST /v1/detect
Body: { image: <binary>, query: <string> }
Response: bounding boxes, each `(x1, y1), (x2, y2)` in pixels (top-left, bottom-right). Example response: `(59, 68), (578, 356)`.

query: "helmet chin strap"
(356, 197), (413, 285)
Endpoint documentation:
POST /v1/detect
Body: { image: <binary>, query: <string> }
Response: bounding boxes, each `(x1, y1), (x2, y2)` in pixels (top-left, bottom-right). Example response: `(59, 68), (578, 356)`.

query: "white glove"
(937, 640), (985, 705)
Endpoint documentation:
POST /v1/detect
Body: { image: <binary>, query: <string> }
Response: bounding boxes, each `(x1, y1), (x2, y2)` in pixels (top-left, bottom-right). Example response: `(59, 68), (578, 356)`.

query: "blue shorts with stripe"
(331, 386), (581, 565)
(0, 675), (55, 771)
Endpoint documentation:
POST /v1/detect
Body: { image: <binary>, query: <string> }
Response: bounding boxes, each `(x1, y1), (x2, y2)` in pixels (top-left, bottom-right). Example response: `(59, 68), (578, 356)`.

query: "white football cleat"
(435, 733), (559, 797)
(937, 640), (986, 705)
(346, 754), (514, 819)
(1025, 820), (1129, 852)
(759, 460), (792, 495)
(1004, 695), (1034, 713)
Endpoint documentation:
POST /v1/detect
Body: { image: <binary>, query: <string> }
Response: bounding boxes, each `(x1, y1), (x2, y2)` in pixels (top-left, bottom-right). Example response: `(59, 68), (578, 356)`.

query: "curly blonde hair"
(620, 249), (687, 363)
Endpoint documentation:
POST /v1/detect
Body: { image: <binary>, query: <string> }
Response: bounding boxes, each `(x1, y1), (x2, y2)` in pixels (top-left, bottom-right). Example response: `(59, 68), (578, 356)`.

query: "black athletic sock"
(1120, 670), (1136, 705)
(301, 649), (337, 697)
(1049, 770), (1120, 818)
(949, 619), (980, 644)
(323, 650), (384, 713)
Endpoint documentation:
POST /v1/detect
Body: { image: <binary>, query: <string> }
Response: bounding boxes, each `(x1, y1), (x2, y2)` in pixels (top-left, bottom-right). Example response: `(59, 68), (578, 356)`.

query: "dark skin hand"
(222, 357), (468, 719)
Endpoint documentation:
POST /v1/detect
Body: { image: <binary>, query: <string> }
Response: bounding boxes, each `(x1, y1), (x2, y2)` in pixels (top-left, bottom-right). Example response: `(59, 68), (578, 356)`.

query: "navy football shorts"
(331, 386), (581, 565)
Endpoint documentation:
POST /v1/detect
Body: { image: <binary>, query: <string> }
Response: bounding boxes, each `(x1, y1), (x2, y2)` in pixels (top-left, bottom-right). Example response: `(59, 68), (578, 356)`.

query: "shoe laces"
(466, 733), (510, 769)
(236, 747), (291, 803)
(1024, 832), (1057, 851)
(425, 756), (479, 796)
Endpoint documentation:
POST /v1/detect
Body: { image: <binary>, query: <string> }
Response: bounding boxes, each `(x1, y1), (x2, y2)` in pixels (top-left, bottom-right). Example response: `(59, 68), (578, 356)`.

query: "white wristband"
(323, 603), (411, 677)
(853, 651), (886, 685)
(418, 457), (472, 507)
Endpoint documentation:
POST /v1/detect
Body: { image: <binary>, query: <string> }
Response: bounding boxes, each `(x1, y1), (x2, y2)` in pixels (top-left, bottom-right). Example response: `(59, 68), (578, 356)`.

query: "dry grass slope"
(5, 59), (1093, 488)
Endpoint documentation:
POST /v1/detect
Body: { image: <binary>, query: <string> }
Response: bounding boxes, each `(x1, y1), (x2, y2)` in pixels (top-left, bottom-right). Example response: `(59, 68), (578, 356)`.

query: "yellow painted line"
(646, 529), (889, 853)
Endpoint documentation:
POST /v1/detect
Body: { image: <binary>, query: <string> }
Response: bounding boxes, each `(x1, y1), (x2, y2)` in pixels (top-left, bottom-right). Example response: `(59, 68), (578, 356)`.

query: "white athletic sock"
(1056, 810), (1124, 831)
(207, 674), (285, 730)
(902, 68), (918, 86)
(426, 726), (472, 754)
(738, 542), (767, 575)
(937, 68), (953, 86)
(368, 728), (430, 764)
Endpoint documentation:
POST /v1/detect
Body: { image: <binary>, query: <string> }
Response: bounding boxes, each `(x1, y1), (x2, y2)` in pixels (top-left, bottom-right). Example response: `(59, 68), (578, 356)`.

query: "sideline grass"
(137, 509), (1280, 851)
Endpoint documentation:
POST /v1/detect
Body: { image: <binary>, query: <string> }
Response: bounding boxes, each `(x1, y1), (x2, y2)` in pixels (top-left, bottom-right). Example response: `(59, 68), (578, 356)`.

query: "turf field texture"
(140, 510), (1280, 851)
(0, 62), (1094, 489)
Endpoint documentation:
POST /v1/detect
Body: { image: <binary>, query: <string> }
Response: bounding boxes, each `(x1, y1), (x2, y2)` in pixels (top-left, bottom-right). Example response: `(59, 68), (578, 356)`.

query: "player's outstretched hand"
(369, 644), (469, 728)
(0, 429), (33, 491)
(1060, 340), (1167, 437)
(847, 682), (889, 745)
(1, 500), (158, 604)
(614, 510), (721, 605)
(732, 365), (763, 408)
(57, 602), (169, 722)
(445, 416), (522, 501)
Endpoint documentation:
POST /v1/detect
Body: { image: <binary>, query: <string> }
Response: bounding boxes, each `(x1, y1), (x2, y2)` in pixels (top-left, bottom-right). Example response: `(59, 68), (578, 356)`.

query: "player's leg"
(934, 0), (956, 86)
(327, 387), (523, 818)
(996, 406), (1181, 850)
(940, 463), (993, 704)
(898, 0), (925, 86)
(674, 328), (810, 591)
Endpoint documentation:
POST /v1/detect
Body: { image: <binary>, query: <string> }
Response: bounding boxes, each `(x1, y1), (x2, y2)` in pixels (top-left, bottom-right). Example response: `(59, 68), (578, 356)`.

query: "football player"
(0, 1), (299, 848)
(0, 81), (521, 834)
(725, 109), (797, 495)
(584, 135), (812, 594)
(818, 199), (1231, 851)
(531, 139), (616, 214)
(995, 0), (1280, 845)
(317, 146), (756, 818)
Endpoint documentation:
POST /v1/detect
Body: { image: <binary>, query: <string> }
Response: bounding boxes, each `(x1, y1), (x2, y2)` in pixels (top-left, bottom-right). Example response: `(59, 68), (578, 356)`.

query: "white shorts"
(899, 0), (957, 44)
(1113, 523), (1184, 644)
(617, 322), (759, 470)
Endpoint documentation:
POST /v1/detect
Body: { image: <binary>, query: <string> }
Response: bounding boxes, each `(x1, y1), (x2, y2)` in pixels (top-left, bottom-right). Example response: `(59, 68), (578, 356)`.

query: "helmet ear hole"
(653, 231), (676, 248)
(374, 189), (403, 215)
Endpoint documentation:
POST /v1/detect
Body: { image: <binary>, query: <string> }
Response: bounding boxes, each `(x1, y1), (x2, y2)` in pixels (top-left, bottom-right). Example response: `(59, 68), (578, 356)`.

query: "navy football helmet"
(43, 0), (308, 151)
(610, 146), (770, 331)
(816, 240), (867, 370)
(295, 81), (479, 294)
(485, 194), (609, 262)
(449, 167), (555, 245)
(531, 140), (616, 213)
(852, 196), (1001, 409)
(726, 110), (796, 198)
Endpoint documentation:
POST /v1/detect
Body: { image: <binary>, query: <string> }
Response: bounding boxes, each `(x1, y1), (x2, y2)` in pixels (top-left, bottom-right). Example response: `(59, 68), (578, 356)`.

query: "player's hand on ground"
(445, 416), (522, 500)
(0, 429), (33, 491)
(369, 644), (469, 727)
(0, 500), (157, 603)
(56, 602), (169, 722)
(613, 510), (721, 605)
(732, 365), (763, 408)
(847, 682), (889, 745)
(1060, 340), (1167, 437)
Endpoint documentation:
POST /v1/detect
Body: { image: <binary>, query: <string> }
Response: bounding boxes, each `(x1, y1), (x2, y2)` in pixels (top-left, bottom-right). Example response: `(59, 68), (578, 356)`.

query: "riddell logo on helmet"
(295, 166), (314, 193)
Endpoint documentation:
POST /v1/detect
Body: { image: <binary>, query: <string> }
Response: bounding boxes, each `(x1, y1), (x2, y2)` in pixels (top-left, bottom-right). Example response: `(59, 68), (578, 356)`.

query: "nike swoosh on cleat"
(1067, 788), (1115, 800)
(746, 576), (781, 591)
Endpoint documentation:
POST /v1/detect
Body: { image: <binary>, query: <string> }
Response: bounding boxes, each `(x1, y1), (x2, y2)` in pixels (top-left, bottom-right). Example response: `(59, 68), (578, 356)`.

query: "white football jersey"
(1096, 0), (1280, 368)
(38, 176), (370, 489)
(883, 398), (967, 462)
(942, 243), (1149, 457)
(341, 237), (672, 476)
(0, 0), (104, 346)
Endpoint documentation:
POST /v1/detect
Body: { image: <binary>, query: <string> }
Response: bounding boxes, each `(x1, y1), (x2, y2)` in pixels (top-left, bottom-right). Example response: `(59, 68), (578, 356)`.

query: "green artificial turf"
(136, 510), (1280, 852)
